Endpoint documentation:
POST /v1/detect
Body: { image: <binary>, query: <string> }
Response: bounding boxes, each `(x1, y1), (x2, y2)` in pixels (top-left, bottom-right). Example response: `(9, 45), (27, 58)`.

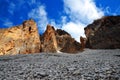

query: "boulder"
(0, 19), (41, 55)
(84, 16), (120, 49)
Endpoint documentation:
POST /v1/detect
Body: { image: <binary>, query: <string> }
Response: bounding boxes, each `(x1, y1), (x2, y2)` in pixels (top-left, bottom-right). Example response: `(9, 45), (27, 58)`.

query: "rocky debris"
(0, 19), (41, 55)
(84, 16), (120, 49)
(41, 24), (58, 53)
(56, 29), (81, 53)
(0, 49), (120, 80)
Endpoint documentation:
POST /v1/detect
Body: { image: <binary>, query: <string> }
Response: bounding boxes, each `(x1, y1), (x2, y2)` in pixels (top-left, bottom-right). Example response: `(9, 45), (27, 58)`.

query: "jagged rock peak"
(56, 29), (71, 36)
(0, 19), (41, 55)
(41, 24), (57, 52)
(41, 24), (82, 53)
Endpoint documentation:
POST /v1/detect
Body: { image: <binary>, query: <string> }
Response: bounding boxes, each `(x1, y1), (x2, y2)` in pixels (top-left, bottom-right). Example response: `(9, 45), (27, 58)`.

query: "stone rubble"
(0, 49), (120, 80)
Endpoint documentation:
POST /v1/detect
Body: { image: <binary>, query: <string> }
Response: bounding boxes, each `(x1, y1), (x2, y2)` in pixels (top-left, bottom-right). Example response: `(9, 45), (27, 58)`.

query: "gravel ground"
(0, 49), (120, 80)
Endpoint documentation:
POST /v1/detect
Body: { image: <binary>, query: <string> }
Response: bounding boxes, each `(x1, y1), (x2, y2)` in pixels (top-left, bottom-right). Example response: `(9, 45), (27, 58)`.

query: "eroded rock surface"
(80, 36), (86, 51)
(0, 19), (41, 55)
(56, 29), (81, 53)
(41, 24), (57, 53)
(84, 16), (120, 49)
(40, 27), (82, 53)
(0, 21), (82, 55)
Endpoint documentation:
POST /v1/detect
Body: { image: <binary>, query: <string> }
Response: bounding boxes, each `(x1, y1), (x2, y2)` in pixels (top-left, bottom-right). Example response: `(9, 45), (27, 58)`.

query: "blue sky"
(0, 0), (120, 42)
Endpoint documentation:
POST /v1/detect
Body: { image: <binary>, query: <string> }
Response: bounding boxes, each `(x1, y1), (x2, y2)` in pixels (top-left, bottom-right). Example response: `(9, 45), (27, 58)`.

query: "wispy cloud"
(28, 5), (48, 33)
(8, 2), (15, 15)
(28, 0), (104, 42)
(62, 22), (86, 42)
(27, 0), (36, 5)
(3, 19), (13, 27)
(28, 4), (59, 33)
(114, 6), (120, 15)
(63, 0), (104, 23)
(7, 0), (38, 15)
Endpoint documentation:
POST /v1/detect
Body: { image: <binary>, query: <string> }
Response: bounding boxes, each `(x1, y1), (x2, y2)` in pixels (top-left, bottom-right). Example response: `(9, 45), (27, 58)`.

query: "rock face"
(41, 24), (57, 52)
(41, 27), (82, 53)
(0, 20), (82, 55)
(55, 29), (71, 51)
(56, 29), (81, 53)
(80, 36), (86, 51)
(84, 16), (120, 49)
(0, 19), (41, 55)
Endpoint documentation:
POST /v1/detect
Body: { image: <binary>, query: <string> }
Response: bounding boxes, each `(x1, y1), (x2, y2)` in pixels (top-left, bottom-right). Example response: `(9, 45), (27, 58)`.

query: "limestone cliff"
(0, 19), (41, 55)
(84, 16), (120, 49)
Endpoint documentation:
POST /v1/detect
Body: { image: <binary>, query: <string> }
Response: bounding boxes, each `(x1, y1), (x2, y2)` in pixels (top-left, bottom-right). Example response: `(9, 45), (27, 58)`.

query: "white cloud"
(28, 4), (59, 33)
(61, 0), (104, 42)
(62, 22), (86, 42)
(28, 0), (104, 42)
(28, 5), (48, 33)
(61, 16), (67, 24)
(105, 7), (111, 14)
(63, 0), (104, 23)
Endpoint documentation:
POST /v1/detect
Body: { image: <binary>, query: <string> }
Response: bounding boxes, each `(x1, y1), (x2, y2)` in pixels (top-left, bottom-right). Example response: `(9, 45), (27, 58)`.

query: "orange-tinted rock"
(0, 19), (41, 55)
(84, 16), (120, 49)
(41, 24), (57, 52)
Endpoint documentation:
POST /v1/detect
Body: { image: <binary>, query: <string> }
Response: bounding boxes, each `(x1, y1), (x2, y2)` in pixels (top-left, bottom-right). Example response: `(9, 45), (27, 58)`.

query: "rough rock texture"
(41, 27), (81, 53)
(55, 29), (71, 51)
(80, 36), (86, 51)
(56, 29), (81, 53)
(41, 24), (58, 52)
(0, 19), (41, 55)
(84, 16), (120, 49)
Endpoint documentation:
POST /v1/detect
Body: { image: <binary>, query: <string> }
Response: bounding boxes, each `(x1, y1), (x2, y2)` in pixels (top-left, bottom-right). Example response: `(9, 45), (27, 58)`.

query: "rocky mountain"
(84, 16), (120, 49)
(40, 25), (82, 53)
(2, 15), (119, 55)
(0, 19), (41, 55)
(0, 20), (82, 55)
